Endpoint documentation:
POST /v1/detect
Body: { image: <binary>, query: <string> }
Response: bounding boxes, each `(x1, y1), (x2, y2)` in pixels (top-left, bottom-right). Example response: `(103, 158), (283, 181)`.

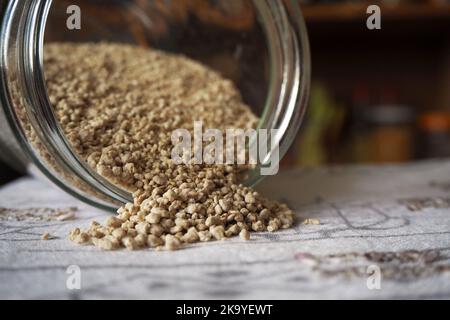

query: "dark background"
(1, 0), (450, 184)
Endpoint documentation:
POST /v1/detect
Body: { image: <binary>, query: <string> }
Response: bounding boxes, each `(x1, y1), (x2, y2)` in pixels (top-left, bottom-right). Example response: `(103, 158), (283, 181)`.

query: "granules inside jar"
(44, 42), (295, 251)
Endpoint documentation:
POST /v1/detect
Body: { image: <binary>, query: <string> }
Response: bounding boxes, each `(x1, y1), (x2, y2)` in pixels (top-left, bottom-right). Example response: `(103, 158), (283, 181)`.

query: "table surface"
(1, 160), (450, 299)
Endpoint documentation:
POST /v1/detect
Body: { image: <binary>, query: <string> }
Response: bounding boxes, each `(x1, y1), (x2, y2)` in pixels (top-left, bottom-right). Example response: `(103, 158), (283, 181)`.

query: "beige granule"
(165, 234), (181, 251)
(44, 43), (295, 251)
(239, 229), (250, 241)
(41, 232), (51, 240)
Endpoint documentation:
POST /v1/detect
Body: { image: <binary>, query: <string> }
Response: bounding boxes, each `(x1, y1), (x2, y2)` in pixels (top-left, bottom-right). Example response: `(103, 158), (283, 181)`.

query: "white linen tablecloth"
(1, 161), (449, 299)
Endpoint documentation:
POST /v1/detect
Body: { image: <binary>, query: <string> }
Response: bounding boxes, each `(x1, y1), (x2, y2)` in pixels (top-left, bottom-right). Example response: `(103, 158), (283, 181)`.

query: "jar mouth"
(0, 0), (310, 211)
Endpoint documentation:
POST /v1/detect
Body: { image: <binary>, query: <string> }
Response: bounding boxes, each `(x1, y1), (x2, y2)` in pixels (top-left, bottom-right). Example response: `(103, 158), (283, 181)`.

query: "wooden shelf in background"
(302, 3), (450, 22)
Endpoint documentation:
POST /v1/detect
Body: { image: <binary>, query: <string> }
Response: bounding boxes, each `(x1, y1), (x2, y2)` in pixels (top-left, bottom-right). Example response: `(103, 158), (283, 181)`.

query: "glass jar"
(0, 0), (310, 211)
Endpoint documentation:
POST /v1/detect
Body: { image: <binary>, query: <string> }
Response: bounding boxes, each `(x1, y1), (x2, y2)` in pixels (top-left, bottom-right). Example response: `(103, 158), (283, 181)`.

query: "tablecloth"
(1, 161), (449, 299)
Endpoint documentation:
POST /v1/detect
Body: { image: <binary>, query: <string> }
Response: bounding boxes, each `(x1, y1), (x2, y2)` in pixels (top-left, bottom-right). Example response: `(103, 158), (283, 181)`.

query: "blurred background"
(1, 0), (450, 185)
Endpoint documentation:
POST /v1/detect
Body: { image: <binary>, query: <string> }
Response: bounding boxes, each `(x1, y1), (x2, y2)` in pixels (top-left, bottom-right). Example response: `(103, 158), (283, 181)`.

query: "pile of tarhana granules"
(44, 43), (294, 251)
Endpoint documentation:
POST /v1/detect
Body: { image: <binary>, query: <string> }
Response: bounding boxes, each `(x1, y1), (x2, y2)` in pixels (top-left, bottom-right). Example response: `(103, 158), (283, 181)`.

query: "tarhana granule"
(44, 43), (294, 251)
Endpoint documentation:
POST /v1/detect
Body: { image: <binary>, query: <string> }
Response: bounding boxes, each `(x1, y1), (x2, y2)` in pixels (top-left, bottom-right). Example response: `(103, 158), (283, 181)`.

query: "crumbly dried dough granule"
(239, 229), (250, 241)
(0, 207), (77, 222)
(43, 42), (295, 251)
(41, 232), (51, 240)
